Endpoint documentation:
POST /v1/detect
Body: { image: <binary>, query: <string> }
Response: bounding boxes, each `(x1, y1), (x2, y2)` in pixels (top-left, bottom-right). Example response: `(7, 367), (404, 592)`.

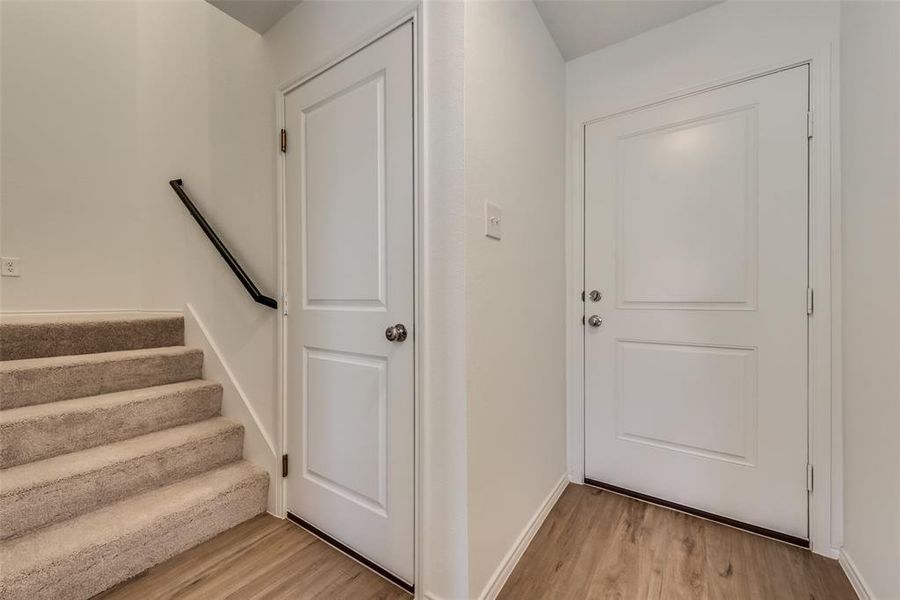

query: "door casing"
(567, 49), (841, 558)
(276, 9), (422, 589)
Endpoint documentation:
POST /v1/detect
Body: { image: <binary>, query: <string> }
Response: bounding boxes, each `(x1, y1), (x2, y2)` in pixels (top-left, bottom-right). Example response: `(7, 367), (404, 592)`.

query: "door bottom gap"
(582, 478), (809, 548)
(285, 511), (414, 594)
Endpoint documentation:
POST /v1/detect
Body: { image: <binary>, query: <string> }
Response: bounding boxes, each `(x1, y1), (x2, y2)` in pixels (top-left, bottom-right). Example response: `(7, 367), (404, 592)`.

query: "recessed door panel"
(303, 75), (385, 307)
(584, 66), (809, 539)
(304, 349), (387, 515)
(616, 340), (757, 466)
(617, 107), (758, 308)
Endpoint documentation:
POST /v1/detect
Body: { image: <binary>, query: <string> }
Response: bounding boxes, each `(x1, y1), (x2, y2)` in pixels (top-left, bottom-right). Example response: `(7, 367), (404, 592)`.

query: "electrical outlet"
(2, 257), (20, 277)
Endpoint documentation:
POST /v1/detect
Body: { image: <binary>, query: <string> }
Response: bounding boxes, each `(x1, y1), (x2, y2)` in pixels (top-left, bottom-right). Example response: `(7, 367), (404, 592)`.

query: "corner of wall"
(839, 548), (876, 600)
(474, 474), (569, 600)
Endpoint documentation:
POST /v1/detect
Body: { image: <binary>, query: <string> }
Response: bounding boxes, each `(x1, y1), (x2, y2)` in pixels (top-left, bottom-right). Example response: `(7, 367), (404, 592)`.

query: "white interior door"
(284, 22), (414, 584)
(583, 66), (809, 540)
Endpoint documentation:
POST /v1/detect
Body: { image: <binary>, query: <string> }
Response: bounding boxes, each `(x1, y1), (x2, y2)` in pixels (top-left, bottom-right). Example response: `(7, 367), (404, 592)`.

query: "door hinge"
(807, 287), (814, 316)
(283, 292), (289, 316)
(807, 463), (814, 492)
(280, 129), (287, 153)
(807, 110), (814, 139)
(282, 454), (289, 478)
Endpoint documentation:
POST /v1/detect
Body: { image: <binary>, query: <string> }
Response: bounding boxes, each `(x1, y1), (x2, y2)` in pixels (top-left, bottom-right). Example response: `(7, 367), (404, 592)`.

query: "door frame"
(566, 46), (842, 558)
(275, 9), (422, 588)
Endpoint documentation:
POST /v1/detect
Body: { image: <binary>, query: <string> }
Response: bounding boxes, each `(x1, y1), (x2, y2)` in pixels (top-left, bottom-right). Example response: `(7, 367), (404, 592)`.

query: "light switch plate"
(485, 202), (502, 240)
(2, 257), (20, 277)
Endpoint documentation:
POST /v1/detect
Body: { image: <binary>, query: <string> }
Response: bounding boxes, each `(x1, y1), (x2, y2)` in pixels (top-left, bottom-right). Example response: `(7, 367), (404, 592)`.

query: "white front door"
(583, 66), (809, 540)
(284, 22), (414, 585)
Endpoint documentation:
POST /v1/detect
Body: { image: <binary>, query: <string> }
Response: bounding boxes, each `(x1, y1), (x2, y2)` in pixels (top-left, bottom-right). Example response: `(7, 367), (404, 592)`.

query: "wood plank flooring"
(97, 484), (855, 599)
(499, 484), (856, 600)
(95, 514), (410, 600)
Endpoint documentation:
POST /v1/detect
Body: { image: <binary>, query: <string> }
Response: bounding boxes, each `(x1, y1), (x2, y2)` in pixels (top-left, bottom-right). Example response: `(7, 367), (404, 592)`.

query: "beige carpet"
(0, 314), (268, 600)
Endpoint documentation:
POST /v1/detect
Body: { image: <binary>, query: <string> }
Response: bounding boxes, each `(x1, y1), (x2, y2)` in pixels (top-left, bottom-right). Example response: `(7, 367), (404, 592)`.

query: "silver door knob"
(587, 315), (603, 328)
(385, 323), (408, 342)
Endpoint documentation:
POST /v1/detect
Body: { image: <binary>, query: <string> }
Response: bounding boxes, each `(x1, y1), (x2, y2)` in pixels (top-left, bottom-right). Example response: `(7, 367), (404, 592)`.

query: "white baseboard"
(839, 548), (874, 600)
(183, 303), (281, 514)
(477, 473), (570, 600)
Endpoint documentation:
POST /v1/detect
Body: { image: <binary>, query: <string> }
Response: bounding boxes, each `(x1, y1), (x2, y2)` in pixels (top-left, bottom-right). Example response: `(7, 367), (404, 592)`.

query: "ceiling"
(534, 0), (722, 61)
(206, 0), (721, 57)
(207, 0), (301, 34)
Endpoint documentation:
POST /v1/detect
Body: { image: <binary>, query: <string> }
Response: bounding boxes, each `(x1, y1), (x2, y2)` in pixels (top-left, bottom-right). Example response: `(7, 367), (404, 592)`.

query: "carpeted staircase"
(0, 313), (269, 600)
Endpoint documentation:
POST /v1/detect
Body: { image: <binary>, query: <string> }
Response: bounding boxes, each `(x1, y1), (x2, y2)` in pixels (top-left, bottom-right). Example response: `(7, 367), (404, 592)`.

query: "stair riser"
(0, 317), (183, 361)
(0, 350), (203, 410)
(0, 386), (222, 469)
(0, 471), (268, 600)
(0, 427), (244, 540)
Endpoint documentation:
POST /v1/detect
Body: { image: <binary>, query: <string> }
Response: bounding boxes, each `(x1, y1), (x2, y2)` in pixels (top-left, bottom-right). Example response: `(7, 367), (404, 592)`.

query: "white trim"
(839, 549), (874, 600)
(276, 9), (422, 590)
(566, 47), (841, 556)
(476, 474), (569, 600)
(182, 303), (281, 514)
(808, 42), (842, 558)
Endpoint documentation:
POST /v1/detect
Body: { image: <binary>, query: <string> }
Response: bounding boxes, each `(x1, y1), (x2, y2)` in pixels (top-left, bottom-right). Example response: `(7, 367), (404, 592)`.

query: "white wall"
(419, 2), (470, 598)
(839, 2), (900, 597)
(1, 0), (142, 311)
(464, 2), (567, 597)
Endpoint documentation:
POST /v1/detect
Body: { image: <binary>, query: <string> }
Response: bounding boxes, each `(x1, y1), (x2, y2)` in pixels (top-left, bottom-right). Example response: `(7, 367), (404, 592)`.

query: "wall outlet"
(485, 202), (502, 240)
(2, 257), (20, 277)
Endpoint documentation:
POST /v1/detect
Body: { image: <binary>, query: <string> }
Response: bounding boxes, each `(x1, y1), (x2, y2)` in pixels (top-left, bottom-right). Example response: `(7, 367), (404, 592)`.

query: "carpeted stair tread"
(0, 346), (203, 409)
(0, 461), (268, 600)
(0, 313), (184, 360)
(0, 313), (269, 599)
(0, 417), (244, 540)
(0, 380), (222, 468)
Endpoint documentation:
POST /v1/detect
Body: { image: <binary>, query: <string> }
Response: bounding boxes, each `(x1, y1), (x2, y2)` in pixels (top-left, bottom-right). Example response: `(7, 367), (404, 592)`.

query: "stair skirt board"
(0, 313), (270, 600)
(286, 511), (414, 595)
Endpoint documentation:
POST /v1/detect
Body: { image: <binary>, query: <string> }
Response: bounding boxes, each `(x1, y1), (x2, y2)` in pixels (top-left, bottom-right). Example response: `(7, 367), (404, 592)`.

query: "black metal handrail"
(169, 179), (278, 310)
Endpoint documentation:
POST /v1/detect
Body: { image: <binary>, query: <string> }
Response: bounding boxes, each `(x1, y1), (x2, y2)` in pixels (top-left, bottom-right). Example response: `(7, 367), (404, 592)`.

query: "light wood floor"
(499, 484), (856, 600)
(95, 514), (410, 600)
(98, 484), (856, 599)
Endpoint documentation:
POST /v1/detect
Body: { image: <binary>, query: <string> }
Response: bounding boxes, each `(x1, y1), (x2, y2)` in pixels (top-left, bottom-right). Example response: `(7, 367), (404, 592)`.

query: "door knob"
(587, 315), (603, 328)
(385, 323), (408, 342)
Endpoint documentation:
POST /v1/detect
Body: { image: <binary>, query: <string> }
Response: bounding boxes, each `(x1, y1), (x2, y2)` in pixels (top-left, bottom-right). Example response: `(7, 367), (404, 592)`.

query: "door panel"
(285, 22), (414, 584)
(617, 107), (757, 308)
(303, 74), (385, 306)
(584, 66), (809, 539)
